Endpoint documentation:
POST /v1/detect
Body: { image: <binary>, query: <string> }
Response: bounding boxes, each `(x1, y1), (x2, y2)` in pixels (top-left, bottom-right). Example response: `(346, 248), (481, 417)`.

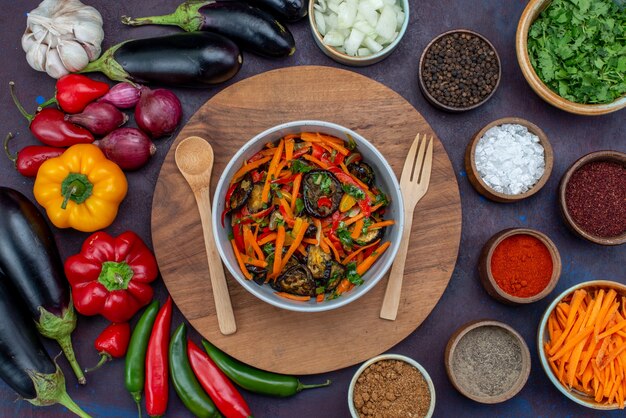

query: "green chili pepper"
(124, 300), (159, 418)
(202, 339), (331, 397)
(169, 324), (222, 418)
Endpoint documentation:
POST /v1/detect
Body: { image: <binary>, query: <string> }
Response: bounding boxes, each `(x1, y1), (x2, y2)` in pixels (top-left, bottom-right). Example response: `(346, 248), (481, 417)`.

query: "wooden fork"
(380, 133), (434, 321)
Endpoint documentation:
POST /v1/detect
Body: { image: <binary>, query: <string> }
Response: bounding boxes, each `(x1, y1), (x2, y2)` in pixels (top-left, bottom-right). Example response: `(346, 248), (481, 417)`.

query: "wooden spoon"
(175, 136), (236, 335)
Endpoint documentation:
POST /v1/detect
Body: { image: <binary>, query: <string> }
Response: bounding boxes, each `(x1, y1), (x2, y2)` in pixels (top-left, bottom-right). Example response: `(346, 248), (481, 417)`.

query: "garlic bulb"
(22, 0), (104, 79)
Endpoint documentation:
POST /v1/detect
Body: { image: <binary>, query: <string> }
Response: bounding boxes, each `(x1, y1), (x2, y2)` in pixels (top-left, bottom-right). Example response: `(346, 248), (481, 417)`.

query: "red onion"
(98, 82), (142, 109)
(95, 128), (156, 171)
(135, 86), (182, 138)
(65, 102), (128, 136)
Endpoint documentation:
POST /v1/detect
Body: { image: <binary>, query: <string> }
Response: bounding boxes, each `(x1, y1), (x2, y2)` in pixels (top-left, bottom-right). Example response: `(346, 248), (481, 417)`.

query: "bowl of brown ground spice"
(349, 354), (435, 418)
(559, 150), (626, 246)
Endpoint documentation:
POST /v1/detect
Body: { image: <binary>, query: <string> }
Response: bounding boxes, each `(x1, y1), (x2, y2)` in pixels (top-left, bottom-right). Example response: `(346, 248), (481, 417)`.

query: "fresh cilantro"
(336, 228), (353, 247)
(342, 184), (365, 200)
(362, 218), (373, 235)
(290, 160), (312, 173)
(315, 286), (326, 295)
(346, 134), (357, 150)
(316, 174), (332, 195)
(270, 183), (283, 198)
(527, 0), (626, 104)
(294, 198), (304, 215)
(345, 262), (364, 286)
(228, 232), (234, 240)
(262, 243), (274, 255)
(374, 192), (390, 206)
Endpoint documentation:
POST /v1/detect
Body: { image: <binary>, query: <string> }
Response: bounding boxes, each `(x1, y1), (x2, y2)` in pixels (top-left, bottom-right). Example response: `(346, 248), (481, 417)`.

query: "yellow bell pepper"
(34, 144), (127, 232)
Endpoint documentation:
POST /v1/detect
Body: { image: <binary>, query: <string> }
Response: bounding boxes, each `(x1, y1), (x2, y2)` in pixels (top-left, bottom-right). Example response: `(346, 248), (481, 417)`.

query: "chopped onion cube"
(363, 36), (383, 52)
(395, 11), (405, 29)
(345, 28), (366, 56)
(337, 1), (358, 28)
(357, 2), (379, 26)
(314, 0), (327, 12)
(375, 5), (397, 42)
(366, 0), (385, 11)
(323, 30), (345, 47)
(353, 20), (375, 36)
(357, 47), (372, 56)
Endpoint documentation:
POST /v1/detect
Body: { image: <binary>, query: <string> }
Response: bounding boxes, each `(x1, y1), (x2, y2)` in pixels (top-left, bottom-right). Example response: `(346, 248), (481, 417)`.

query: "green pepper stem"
(9, 81), (34, 123)
(61, 184), (76, 210)
(131, 393), (142, 418)
(58, 391), (93, 418)
(297, 379), (332, 392)
(60, 173), (93, 209)
(84, 353), (112, 373)
(38, 96), (58, 109)
(120, 1), (208, 32)
(4, 133), (17, 163)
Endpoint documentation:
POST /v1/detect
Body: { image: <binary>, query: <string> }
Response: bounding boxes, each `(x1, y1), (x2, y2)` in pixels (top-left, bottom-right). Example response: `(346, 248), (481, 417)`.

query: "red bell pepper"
(187, 339), (253, 418)
(86, 322), (131, 372)
(55, 74), (110, 114)
(10, 82), (94, 147)
(64, 231), (159, 323)
(4, 132), (64, 177)
(221, 182), (239, 227)
(146, 297), (173, 418)
(327, 166), (372, 217)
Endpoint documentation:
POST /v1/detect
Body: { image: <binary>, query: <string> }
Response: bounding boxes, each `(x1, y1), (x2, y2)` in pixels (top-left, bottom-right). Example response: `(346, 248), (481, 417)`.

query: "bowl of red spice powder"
(479, 228), (561, 305)
(559, 151), (626, 246)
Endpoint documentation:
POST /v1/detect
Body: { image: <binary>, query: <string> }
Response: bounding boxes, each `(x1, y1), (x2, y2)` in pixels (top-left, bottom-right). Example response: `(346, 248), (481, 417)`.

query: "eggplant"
(245, 0), (308, 22)
(122, 0), (295, 57)
(355, 225), (385, 246)
(247, 183), (267, 213)
(273, 264), (316, 296)
(0, 188), (84, 384)
(302, 170), (344, 218)
(230, 174), (253, 211)
(348, 161), (375, 187)
(324, 262), (345, 292)
(307, 245), (331, 279)
(80, 32), (242, 87)
(0, 271), (91, 417)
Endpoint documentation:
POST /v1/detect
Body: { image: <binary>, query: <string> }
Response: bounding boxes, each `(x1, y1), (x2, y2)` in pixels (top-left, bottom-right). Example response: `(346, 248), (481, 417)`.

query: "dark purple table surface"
(0, 1), (624, 417)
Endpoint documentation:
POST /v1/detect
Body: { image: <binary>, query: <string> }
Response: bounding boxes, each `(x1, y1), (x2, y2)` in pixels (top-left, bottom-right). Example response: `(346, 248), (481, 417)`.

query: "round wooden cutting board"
(151, 66), (462, 375)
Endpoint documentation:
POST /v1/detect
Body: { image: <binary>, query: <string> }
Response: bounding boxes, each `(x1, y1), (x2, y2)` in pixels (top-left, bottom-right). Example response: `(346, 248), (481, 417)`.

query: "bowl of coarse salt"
(464, 117), (553, 203)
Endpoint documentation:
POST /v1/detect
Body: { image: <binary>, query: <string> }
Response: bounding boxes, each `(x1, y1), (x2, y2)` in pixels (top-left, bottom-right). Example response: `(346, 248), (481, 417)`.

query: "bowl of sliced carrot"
(538, 280), (626, 410)
(212, 120), (403, 312)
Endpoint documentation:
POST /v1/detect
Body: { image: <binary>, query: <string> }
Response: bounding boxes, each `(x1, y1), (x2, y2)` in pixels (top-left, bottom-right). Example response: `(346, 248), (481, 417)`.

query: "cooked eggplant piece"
(348, 161), (375, 187)
(247, 265), (267, 285)
(302, 170), (343, 218)
(274, 265), (315, 297)
(230, 173), (253, 211)
(268, 210), (284, 231)
(355, 226), (385, 246)
(304, 223), (317, 238)
(325, 262), (345, 292)
(247, 183), (266, 213)
(307, 245), (332, 279)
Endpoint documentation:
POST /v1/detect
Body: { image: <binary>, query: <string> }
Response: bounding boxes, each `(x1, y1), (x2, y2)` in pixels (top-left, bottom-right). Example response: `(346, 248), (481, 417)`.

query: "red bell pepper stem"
(4, 133), (64, 177)
(187, 340), (253, 418)
(145, 297), (173, 418)
(86, 322), (131, 373)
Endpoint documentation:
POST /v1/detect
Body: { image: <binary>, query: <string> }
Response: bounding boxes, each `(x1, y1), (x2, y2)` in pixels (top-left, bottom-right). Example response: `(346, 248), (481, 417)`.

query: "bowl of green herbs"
(516, 0), (626, 116)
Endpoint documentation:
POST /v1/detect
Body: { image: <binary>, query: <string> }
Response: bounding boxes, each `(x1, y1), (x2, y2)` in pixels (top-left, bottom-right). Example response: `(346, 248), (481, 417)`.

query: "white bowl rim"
(211, 120), (404, 312)
(308, 0), (410, 63)
(537, 279), (626, 410)
(347, 353), (436, 418)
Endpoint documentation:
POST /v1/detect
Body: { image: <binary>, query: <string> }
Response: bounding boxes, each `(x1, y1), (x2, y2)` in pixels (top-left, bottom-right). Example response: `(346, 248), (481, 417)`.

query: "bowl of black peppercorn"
(419, 30), (501, 112)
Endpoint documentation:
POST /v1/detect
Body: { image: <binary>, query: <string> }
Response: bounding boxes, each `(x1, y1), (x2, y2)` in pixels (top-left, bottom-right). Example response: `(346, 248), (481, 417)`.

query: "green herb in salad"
(290, 160), (312, 173)
(527, 0), (626, 104)
(342, 184), (366, 200)
(345, 262), (364, 286)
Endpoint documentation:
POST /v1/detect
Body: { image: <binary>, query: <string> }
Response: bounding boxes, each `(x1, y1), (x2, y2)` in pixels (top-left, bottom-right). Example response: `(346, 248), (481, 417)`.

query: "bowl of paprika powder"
(479, 228), (561, 305)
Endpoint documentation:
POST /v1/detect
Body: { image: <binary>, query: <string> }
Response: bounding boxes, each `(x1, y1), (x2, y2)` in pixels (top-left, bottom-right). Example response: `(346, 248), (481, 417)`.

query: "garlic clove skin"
(81, 41), (102, 62)
(21, 32), (38, 53)
(57, 40), (89, 73)
(72, 21), (104, 45)
(44, 48), (69, 79)
(26, 42), (48, 72)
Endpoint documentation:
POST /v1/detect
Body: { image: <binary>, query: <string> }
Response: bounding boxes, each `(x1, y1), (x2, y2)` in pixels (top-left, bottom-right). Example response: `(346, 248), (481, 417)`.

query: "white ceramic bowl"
(348, 354), (436, 417)
(212, 120), (403, 312)
(538, 280), (626, 410)
(308, 0), (409, 66)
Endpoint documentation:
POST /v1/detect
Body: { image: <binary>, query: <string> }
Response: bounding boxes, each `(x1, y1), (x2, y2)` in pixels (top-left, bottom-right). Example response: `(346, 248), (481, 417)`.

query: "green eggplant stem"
(79, 42), (130, 84)
(120, 1), (207, 32)
(57, 334), (86, 385)
(27, 365), (92, 418)
(58, 391), (93, 418)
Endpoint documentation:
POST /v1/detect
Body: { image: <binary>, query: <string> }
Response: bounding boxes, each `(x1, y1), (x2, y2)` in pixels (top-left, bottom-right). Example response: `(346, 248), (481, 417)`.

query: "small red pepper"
(55, 74), (110, 114)
(145, 297), (173, 418)
(251, 170), (264, 183)
(187, 339), (253, 418)
(10, 82), (94, 147)
(86, 322), (131, 373)
(318, 196), (333, 208)
(64, 231), (159, 323)
(4, 132), (64, 177)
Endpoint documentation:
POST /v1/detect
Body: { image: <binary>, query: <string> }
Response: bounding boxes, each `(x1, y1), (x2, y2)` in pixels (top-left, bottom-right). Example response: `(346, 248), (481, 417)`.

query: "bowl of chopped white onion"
(309, 0), (409, 66)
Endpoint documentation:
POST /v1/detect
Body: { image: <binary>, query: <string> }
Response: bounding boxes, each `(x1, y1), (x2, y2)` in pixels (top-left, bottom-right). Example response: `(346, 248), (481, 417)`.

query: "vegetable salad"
(222, 132), (393, 302)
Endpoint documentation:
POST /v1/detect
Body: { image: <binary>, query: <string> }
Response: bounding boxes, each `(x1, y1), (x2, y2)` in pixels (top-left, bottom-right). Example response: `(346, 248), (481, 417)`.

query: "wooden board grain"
(151, 66), (462, 375)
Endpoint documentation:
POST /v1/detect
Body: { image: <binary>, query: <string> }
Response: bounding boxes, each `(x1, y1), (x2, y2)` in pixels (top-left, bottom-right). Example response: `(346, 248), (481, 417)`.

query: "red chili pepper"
(4, 133), (64, 177)
(326, 167), (372, 217)
(251, 170), (264, 183)
(187, 339), (253, 418)
(55, 74), (110, 114)
(86, 322), (131, 373)
(311, 143), (325, 160)
(271, 175), (296, 185)
(146, 297), (173, 418)
(221, 182), (239, 227)
(10, 82), (94, 147)
(64, 231), (159, 323)
(292, 147), (309, 159)
(318, 196), (333, 208)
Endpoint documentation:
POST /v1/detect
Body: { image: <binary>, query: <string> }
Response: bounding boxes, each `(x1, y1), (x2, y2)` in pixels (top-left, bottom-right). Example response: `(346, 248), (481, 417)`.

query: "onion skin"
(135, 86), (182, 138)
(65, 102), (128, 136)
(95, 127), (156, 171)
(98, 82), (142, 109)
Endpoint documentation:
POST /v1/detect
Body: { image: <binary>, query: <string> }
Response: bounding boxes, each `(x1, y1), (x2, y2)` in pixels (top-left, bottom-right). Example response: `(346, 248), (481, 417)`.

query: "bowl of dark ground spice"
(418, 29), (501, 112)
(349, 354), (435, 418)
(479, 228), (561, 305)
(559, 151), (626, 246)
(445, 320), (531, 404)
